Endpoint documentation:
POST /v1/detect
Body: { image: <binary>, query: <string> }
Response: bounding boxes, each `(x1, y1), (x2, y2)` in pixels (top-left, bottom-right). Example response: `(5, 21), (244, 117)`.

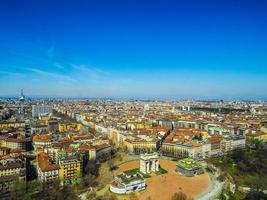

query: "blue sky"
(0, 0), (266, 99)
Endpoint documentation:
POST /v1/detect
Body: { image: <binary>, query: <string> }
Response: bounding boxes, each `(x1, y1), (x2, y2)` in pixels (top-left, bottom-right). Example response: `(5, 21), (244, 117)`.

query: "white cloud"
(71, 64), (109, 79)
(25, 67), (77, 83)
(54, 62), (65, 69)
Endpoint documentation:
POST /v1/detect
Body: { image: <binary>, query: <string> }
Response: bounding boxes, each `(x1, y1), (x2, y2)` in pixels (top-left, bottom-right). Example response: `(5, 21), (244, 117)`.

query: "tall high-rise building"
(32, 105), (53, 119)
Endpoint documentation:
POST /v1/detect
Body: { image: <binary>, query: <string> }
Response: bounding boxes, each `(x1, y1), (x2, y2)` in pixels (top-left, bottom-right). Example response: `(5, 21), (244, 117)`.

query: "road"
(194, 169), (224, 200)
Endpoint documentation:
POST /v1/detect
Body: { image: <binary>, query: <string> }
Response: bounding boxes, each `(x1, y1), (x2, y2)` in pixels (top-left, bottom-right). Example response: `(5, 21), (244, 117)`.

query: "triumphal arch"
(140, 153), (159, 174)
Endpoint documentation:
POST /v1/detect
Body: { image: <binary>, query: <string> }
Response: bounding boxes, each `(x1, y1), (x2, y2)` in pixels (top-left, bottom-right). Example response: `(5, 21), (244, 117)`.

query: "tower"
(19, 89), (25, 102)
(19, 89), (25, 119)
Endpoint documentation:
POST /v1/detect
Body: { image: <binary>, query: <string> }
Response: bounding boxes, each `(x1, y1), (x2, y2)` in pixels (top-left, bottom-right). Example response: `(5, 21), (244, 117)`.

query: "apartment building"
(88, 143), (112, 161)
(0, 157), (26, 197)
(59, 156), (81, 186)
(58, 123), (82, 133)
(33, 134), (52, 151)
(1, 136), (27, 150)
(0, 121), (25, 130)
(37, 152), (60, 185)
(208, 135), (222, 156)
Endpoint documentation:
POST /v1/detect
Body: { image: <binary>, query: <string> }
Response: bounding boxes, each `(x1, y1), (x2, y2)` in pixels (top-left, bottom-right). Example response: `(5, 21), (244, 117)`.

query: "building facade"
(37, 152), (60, 185)
(32, 105), (53, 119)
(0, 157), (26, 197)
(59, 156), (81, 186)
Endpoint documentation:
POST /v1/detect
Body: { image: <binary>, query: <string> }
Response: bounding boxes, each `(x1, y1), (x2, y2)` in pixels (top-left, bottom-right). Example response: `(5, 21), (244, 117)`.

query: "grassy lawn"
(177, 158), (201, 169)
(128, 168), (152, 178)
(156, 167), (168, 175)
(96, 184), (110, 196)
(128, 167), (168, 179)
(96, 152), (139, 187)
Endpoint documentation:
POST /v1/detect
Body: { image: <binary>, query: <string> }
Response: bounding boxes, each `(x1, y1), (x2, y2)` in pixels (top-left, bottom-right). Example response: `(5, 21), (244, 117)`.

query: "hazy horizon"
(0, 93), (266, 102)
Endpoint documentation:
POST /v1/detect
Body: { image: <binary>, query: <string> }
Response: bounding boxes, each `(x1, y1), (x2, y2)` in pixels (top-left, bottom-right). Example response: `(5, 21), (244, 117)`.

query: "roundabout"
(112, 159), (211, 200)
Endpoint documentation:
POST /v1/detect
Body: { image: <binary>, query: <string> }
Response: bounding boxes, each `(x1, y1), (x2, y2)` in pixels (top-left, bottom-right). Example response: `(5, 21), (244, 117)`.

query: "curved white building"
(110, 169), (146, 194)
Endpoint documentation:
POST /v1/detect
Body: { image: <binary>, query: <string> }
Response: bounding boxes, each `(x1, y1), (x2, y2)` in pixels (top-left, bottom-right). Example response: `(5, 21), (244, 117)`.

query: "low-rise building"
(246, 130), (267, 141)
(89, 143), (112, 161)
(33, 134), (52, 151)
(110, 169), (146, 194)
(208, 135), (222, 156)
(0, 121), (25, 130)
(124, 139), (159, 155)
(232, 136), (246, 149)
(1, 137), (27, 150)
(58, 123), (82, 133)
(176, 158), (204, 177)
(162, 139), (205, 159)
(220, 138), (233, 153)
(0, 147), (11, 156)
(31, 124), (48, 135)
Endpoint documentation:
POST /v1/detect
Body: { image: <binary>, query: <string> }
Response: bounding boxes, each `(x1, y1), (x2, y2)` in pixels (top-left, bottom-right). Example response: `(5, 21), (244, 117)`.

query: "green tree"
(170, 192), (187, 200)
(55, 185), (79, 200)
(219, 193), (227, 200)
(245, 189), (267, 200)
(82, 174), (97, 188)
(86, 190), (97, 200)
(12, 180), (26, 199)
(27, 179), (42, 194)
(85, 160), (99, 176)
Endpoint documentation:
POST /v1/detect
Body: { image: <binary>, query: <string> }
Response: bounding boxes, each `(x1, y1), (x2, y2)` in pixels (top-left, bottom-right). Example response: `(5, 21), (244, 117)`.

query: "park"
(111, 158), (210, 200)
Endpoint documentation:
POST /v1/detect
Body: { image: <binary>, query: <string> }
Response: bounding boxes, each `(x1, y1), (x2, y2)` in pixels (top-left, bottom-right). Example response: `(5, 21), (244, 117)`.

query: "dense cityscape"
(1, 0), (267, 200)
(0, 91), (266, 200)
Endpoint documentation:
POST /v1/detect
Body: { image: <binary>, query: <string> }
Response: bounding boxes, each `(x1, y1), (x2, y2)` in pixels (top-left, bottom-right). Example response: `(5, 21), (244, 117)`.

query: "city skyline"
(0, 0), (267, 99)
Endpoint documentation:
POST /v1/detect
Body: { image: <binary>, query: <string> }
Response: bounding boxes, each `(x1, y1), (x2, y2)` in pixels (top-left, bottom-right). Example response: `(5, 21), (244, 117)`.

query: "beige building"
(124, 139), (159, 155)
(162, 141), (204, 159)
(1, 137), (26, 150)
(33, 134), (52, 151)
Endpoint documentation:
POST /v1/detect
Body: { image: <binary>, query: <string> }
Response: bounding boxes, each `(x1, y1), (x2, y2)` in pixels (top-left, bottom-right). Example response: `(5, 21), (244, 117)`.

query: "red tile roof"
(33, 134), (52, 142)
(38, 152), (60, 172)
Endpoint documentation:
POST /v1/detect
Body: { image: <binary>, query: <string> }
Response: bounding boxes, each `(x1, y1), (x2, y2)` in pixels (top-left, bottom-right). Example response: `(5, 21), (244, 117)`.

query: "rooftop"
(177, 158), (202, 170)
(117, 169), (144, 184)
(38, 152), (60, 172)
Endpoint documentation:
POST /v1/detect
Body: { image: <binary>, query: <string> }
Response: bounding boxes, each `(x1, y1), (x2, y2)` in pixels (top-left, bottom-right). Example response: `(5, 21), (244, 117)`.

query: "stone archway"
(140, 153), (160, 174)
